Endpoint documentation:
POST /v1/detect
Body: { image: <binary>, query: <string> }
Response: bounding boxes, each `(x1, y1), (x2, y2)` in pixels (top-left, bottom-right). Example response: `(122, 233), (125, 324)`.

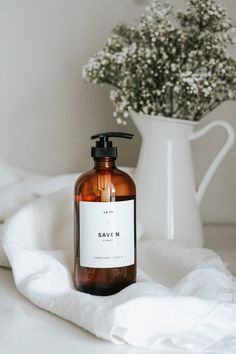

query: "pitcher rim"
(130, 111), (199, 126)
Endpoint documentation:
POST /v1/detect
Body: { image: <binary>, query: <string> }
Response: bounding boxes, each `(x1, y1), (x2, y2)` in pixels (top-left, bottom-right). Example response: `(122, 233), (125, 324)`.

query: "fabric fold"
(0, 160), (236, 351)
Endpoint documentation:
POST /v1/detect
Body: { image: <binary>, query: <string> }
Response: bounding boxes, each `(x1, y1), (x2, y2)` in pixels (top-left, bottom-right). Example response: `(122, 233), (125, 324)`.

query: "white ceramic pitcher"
(131, 112), (235, 247)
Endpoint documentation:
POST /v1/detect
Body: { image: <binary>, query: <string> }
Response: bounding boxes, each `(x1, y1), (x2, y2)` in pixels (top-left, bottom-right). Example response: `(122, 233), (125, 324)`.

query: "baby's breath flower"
(83, 0), (236, 121)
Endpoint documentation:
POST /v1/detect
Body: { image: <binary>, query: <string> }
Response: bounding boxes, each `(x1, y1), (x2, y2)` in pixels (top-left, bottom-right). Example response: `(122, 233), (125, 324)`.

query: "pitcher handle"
(190, 120), (235, 205)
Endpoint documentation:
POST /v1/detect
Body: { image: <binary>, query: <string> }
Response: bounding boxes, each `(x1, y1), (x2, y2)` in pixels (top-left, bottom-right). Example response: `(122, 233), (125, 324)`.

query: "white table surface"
(0, 224), (235, 354)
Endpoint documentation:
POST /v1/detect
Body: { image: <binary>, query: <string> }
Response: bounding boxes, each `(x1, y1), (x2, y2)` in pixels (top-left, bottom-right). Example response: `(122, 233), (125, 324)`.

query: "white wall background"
(0, 0), (235, 224)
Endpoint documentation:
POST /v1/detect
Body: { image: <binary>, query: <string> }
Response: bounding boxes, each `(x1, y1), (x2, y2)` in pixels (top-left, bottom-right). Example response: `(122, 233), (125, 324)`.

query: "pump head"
(91, 132), (134, 158)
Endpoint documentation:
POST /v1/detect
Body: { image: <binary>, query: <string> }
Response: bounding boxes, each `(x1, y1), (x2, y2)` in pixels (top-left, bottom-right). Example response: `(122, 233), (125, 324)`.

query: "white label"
(80, 200), (134, 268)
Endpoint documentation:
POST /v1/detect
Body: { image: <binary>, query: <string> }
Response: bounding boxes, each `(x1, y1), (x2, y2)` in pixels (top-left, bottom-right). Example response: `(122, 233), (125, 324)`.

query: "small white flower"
(116, 117), (123, 124)
(110, 90), (117, 101)
(116, 56), (124, 64)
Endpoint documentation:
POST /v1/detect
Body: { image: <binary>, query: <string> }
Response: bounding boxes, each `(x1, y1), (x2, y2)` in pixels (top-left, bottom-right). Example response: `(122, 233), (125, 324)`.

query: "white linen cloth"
(0, 160), (236, 351)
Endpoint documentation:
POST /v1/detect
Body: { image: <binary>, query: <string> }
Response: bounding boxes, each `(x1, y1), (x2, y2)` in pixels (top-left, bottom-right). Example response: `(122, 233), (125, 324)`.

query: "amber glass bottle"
(74, 132), (136, 296)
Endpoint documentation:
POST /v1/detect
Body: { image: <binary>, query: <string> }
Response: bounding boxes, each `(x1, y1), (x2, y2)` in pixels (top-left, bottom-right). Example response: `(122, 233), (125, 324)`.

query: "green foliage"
(83, 0), (236, 122)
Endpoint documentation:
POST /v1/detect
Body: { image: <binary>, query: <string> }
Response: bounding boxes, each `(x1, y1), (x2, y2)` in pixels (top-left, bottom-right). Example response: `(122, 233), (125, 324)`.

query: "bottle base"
(76, 282), (135, 296)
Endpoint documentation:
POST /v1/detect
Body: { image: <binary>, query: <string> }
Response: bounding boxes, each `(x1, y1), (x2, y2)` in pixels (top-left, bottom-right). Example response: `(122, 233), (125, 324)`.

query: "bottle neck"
(93, 157), (116, 170)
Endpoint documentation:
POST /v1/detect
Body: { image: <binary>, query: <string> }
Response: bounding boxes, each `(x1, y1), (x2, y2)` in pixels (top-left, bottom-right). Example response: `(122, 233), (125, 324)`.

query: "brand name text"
(98, 232), (120, 238)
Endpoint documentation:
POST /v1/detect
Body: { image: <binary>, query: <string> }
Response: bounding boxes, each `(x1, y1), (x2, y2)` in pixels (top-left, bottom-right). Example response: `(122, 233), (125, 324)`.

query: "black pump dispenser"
(91, 132), (134, 158)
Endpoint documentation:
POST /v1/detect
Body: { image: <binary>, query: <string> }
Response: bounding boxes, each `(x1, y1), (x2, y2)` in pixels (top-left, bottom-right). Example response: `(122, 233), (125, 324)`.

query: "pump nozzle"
(91, 132), (134, 158)
(91, 132), (134, 141)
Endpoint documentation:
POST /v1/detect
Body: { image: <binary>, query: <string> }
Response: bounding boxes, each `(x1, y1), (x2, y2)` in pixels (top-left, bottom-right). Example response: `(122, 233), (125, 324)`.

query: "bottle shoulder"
(74, 169), (95, 192)
(75, 169), (95, 185)
(74, 167), (135, 196)
(113, 167), (136, 187)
